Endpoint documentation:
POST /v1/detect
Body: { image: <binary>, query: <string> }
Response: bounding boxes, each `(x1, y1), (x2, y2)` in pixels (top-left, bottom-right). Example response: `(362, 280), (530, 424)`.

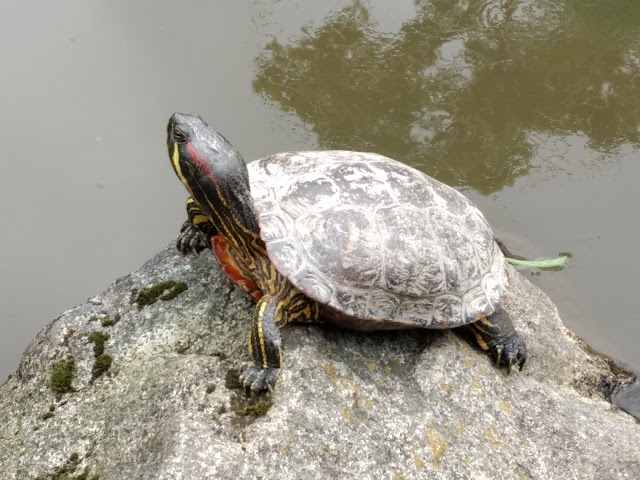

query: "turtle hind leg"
(461, 308), (527, 374)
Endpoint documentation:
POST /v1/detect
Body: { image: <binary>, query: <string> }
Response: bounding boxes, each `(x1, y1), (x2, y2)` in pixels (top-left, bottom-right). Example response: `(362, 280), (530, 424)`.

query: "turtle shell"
(247, 151), (508, 329)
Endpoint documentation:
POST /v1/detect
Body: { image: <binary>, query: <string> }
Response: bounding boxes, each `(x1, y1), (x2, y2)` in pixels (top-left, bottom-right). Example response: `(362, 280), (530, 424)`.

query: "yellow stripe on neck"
(172, 144), (190, 188)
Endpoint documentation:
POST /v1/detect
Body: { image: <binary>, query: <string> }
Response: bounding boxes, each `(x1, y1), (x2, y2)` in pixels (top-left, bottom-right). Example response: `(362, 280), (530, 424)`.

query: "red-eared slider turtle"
(167, 113), (526, 392)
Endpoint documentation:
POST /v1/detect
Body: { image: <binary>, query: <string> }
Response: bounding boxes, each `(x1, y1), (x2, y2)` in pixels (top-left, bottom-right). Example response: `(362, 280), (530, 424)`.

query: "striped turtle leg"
(176, 197), (217, 254)
(240, 290), (321, 392)
(463, 308), (527, 374)
(240, 295), (285, 392)
(282, 288), (322, 325)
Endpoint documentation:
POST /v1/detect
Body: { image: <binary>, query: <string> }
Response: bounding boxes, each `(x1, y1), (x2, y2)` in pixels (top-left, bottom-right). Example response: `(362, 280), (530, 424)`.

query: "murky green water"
(1, 0), (639, 402)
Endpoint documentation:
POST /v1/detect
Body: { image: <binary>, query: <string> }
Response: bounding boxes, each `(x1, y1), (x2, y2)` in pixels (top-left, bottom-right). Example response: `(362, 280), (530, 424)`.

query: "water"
(1, 0), (639, 396)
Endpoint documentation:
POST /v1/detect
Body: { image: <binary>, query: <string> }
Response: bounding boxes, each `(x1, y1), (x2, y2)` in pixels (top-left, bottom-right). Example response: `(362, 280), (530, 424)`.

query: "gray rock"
(0, 243), (638, 480)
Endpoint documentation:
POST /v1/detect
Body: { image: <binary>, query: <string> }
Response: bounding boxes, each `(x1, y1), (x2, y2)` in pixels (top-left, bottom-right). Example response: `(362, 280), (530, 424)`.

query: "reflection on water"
(253, 0), (640, 193)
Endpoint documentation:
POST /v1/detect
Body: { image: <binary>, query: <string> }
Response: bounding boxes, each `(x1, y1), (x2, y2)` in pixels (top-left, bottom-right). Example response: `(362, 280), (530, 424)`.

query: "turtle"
(167, 113), (527, 392)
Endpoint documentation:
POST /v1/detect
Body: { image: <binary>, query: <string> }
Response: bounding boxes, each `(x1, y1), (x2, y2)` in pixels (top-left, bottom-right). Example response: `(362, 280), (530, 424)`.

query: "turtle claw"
(239, 364), (280, 393)
(490, 335), (527, 375)
(494, 346), (503, 368)
(176, 221), (210, 255)
(518, 356), (526, 372)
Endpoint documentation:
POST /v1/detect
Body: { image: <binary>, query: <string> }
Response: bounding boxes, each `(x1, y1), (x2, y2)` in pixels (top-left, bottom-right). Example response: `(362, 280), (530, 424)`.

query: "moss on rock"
(49, 359), (75, 396)
(234, 398), (272, 417)
(91, 354), (113, 382)
(87, 332), (109, 358)
(100, 314), (120, 327)
(133, 280), (188, 309)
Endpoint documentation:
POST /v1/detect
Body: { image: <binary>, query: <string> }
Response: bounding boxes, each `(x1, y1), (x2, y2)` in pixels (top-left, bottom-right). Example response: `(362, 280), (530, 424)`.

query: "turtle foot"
(490, 334), (527, 374)
(465, 309), (527, 375)
(240, 364), (280, 393)
(176, 221), (210, 255)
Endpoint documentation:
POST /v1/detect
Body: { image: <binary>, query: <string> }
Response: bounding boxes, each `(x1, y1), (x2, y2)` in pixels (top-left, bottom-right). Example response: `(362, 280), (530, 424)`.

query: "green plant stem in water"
(505, 256), (568, 269)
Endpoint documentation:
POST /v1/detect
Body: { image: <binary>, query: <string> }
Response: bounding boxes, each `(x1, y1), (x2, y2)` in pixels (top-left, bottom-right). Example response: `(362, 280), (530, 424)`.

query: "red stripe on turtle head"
(187, 143), (216, 183)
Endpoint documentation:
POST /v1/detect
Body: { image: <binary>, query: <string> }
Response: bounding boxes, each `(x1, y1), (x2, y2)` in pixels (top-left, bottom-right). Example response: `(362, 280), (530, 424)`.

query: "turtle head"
(167, 113), (234, 191)
(167, 113), (259, 235)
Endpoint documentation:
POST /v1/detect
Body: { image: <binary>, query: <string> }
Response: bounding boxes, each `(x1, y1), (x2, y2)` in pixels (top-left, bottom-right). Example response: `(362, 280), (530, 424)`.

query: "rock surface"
(0, 243), (639, 480)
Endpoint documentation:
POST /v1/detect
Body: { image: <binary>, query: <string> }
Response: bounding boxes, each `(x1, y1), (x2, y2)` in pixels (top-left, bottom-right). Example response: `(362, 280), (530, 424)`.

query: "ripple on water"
(467, 0), (575, 40)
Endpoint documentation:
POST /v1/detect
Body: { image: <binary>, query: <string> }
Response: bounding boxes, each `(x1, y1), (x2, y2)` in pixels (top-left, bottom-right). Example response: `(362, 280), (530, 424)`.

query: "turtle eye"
(173, 127), (188, 143)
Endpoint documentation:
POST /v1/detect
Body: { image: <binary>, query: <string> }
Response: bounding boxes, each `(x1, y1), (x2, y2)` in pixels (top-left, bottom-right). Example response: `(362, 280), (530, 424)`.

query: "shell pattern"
(247, 151), (508, 328)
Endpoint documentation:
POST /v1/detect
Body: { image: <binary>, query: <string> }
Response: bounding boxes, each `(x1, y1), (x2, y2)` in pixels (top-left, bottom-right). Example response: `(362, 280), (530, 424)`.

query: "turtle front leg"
(240, 295), (285, 392)
(463, 308), (527, 374)
(240, 290), (321, 392)
(176, 197), (217, 254)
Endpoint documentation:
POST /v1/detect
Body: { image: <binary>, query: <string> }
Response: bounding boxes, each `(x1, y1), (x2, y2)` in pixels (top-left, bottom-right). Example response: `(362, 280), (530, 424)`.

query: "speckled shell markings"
(247, 151), (508, 328)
